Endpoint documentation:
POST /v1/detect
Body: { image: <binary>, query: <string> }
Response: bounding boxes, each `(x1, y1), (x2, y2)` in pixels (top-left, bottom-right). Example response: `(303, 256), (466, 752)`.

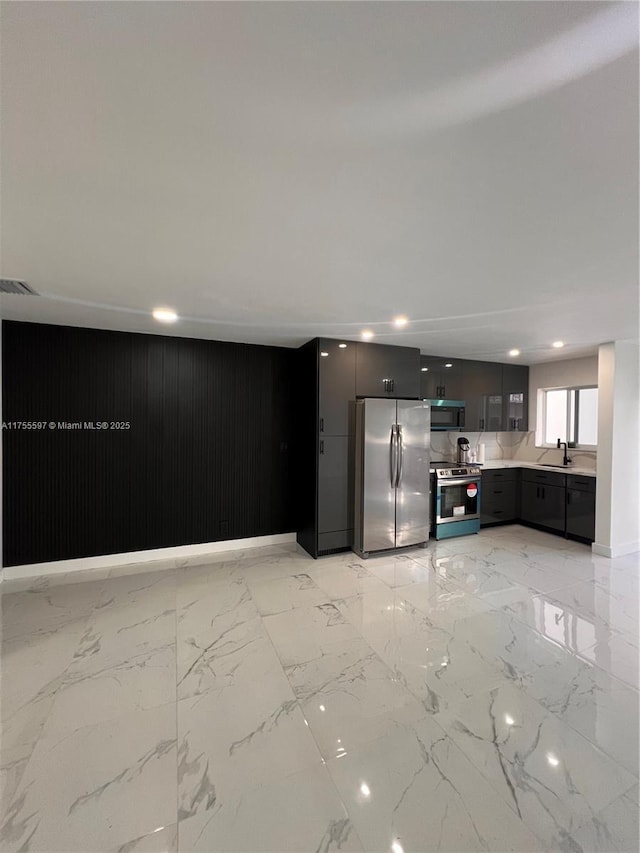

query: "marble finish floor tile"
(454, 608), (586, 678)
(262, 602), (360, 666)
(336, 589), (511, 716)
(177, 763), (363, 852)
(1, 526), (638, 853)
(307, 560), (390, 600)
(244, 571), (329, 615)
(358, 551), (435, 588)
(1, 704), (177, 852)
(436, 682), (637, 849)
(112, 824), (178, 853)
(284, 637), (426, 759)
(570, 783), (639, 853)
(579, 630), (640, 691)
(521, 655), (639, 777)
(326, 714), (542, 852)
(503, 579), (640, 658)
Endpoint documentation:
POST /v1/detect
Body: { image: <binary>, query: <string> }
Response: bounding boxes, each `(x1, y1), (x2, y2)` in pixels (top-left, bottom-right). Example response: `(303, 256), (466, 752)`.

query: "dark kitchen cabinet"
(463, 361), (503, 431)
(480, 469), (519, 526)
(520, 469), (566, 533)
(318, 338), (356, 436)
(356, 343), (420, 399)
(318, 436), (351, 536)
(566, 475), (596, 542)
(419, 355), (465, 401)
(502, 364), (529, 432)
(296, 337), (355, 558)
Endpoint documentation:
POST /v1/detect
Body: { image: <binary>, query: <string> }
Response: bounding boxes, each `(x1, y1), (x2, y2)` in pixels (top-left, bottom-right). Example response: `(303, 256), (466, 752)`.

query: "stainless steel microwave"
(427, 399), (465, 431)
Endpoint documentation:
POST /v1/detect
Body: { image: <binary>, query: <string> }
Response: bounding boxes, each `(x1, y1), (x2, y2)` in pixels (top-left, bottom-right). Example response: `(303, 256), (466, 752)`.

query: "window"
(541, 386), (598, 448)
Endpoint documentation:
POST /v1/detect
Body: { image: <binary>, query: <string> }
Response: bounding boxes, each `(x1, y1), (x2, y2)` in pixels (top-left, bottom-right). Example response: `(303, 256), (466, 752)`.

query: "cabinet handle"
(494, 510), (504, 515)
(494, 490), (503, 495)
(390, 378), (395, 393)
(536, 486), (540, 499)
(479, 418), (485, 430)
(567, 492), (572, 505)
(320, 440), (324, 455)
(542, 487), (545, 499)
(320, 417), (324, 433)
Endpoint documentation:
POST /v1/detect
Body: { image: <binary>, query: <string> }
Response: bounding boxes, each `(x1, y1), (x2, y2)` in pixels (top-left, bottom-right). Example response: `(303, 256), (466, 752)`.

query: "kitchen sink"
(539, 463), (568, 468)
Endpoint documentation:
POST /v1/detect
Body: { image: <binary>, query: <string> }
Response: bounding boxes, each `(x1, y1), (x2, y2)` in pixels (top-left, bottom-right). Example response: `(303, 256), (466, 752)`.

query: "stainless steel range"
(431, 464), (481, 540)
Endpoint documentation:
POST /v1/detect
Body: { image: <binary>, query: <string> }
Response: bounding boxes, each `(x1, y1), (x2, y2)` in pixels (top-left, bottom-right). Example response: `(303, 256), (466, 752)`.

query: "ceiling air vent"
(0, 279), (38, 295)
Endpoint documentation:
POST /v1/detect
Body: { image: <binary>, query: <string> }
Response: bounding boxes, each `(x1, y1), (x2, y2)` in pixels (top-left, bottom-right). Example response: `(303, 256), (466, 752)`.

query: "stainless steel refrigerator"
(353, 398), (430, 557)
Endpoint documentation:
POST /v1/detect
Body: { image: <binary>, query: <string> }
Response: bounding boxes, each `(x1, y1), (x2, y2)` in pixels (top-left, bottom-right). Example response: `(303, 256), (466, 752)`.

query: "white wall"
(510, 355), (598, 470)
(594, 341), (640, 558)
(528, 355), (599, 434)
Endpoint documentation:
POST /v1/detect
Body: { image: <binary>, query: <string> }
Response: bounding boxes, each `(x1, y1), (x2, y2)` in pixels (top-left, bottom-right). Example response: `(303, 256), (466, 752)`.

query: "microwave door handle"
(396, 425), (404, 487)
(390, 424), (398, 487)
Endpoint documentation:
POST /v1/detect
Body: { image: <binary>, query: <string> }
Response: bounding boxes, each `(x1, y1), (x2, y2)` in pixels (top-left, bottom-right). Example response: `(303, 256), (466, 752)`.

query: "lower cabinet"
(317, 436), (352, 552)
(519, 470), (566, 533)
(481, 467), (596, 543)
(481, 469), (519, 525)
(566, 475), (596, 542)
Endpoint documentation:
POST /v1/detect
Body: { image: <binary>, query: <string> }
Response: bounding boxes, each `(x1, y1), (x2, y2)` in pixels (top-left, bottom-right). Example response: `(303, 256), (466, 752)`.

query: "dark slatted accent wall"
(2, 321), (296, 567)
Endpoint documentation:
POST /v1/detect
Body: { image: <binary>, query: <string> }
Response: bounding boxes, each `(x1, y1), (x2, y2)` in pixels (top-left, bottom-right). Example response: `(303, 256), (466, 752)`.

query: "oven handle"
(437, 477), (481, 488)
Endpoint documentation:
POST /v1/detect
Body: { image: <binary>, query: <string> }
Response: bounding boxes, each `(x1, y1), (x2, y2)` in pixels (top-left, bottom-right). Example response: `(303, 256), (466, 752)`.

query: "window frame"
(538, 385), (598, 450)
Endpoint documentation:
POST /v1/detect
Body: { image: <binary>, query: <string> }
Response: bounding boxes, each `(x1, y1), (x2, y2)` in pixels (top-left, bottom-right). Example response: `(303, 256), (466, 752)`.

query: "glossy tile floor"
(1, 525), (638, 852)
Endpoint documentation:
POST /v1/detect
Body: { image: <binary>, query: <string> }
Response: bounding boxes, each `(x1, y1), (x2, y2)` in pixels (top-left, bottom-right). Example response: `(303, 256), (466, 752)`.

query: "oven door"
(436, 477), (480, 524)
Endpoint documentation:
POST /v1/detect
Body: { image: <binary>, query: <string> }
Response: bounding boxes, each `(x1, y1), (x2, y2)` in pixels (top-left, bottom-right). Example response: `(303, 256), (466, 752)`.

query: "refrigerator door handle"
(396, 425), (404, 487)
(389, 424), (398, 487)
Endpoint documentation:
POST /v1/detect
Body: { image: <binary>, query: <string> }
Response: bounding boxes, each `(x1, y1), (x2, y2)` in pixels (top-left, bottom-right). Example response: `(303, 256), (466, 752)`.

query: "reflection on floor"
(1, 525), (638, 852)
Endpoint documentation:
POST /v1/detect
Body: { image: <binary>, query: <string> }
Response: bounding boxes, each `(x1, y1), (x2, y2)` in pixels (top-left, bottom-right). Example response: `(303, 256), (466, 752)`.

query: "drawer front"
(481, 505), (517, 524)
(481, 468), (518, 484)
(567, 474), (596, 492)
(481, 481), (517, 524)
(521, 468), (566, 487)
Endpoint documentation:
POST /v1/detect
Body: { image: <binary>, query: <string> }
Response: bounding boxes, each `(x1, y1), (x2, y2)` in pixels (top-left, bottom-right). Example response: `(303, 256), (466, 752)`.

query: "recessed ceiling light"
(338, 343), (347, 348)
(361, 330), (374, 340)
(320, 351), (329, 357)
(360, 782), (371, 798)
(393, 316), (408, 328)
(509, 349), (521, 357)
(552, 341), (564, 348)
(444, 363), (453, 368)
(421, 367), (429, 372)
(547, 753), (560, 767)
(152, 307), (178, 323)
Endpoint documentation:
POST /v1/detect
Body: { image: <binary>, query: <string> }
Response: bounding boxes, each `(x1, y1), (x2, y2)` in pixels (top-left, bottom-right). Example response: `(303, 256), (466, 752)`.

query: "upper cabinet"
(461, 360), (503, 431)
(318, 338), (356, 435)
(502, 364), (529, 432)
(356, 343), (420, 399)
(419, 356), (465, 401)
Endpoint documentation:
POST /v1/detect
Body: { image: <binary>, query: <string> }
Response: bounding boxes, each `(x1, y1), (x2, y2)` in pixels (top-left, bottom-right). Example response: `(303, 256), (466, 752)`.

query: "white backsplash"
(510, 431), (597, 472)
(429, 430), (597, 473)
(429, 431), (513, 463)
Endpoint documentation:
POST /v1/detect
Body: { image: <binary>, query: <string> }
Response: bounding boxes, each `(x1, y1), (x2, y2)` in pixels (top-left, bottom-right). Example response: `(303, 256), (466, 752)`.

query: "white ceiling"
(1, 1), (638, 363)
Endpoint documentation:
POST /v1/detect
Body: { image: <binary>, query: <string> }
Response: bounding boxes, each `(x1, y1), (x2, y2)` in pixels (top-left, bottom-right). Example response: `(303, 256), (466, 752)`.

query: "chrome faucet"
(556, 439), (572, 466)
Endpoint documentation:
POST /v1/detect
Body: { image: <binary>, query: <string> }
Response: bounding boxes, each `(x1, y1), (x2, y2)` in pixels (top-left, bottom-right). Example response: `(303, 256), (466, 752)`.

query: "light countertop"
(431, 459), (596, 478)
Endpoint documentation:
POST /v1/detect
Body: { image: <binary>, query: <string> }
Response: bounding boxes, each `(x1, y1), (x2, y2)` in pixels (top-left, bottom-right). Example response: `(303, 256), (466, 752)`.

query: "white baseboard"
(592, 541), (640, 559)
(2, 533), (297, 583)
